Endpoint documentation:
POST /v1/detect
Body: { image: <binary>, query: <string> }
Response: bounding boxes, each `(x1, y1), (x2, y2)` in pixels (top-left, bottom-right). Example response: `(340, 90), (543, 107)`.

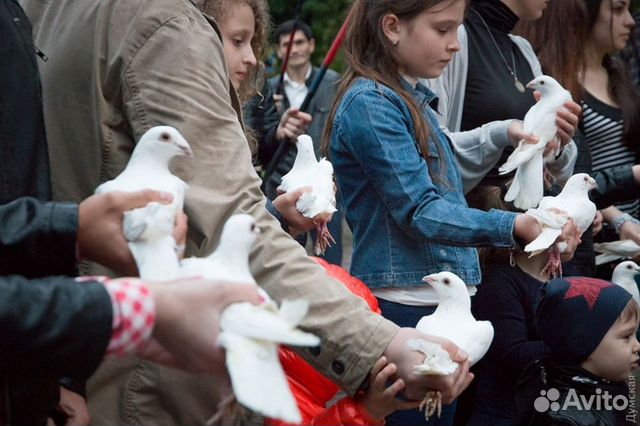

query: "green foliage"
(267, 0), (351, 75)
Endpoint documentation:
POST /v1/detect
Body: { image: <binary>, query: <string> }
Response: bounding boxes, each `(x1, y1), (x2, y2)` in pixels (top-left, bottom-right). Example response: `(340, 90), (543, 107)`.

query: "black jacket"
(0, 0), (51, 204)
(516, 361), (633, 426)
(0, 199), (113, 426)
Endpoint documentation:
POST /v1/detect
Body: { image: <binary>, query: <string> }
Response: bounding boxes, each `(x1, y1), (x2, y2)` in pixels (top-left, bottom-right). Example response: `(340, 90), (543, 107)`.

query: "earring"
(392, 39), (399, 46)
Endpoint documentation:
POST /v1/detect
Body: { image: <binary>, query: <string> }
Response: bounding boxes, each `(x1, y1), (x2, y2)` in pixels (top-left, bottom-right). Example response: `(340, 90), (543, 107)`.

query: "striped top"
(583, 92), (639, 218)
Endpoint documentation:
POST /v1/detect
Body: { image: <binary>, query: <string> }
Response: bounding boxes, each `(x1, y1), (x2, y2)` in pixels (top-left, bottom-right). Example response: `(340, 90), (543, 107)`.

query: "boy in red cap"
(517, 277), (640, 426)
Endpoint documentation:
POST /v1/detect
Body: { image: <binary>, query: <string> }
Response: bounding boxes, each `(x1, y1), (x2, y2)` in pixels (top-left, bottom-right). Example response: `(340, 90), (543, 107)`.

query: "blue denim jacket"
(330, 78), (518, 287)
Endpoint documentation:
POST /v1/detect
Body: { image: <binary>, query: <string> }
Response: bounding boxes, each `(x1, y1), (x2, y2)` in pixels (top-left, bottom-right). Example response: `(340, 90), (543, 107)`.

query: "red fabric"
(265, 257), (382, 426)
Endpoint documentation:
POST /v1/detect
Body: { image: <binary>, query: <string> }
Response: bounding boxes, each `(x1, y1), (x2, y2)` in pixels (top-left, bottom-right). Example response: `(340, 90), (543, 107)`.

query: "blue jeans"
(377, 298), (458, 426)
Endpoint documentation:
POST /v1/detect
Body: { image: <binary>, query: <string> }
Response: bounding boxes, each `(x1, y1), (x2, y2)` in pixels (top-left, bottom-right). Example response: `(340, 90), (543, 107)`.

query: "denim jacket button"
(440, 249), (447, 256)
(332, 360), (345, 375)
(443, 263), (451, 271)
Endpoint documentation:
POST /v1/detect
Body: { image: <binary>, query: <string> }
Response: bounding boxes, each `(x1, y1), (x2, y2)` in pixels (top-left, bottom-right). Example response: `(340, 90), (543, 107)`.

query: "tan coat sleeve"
(120, 14), (398, 393)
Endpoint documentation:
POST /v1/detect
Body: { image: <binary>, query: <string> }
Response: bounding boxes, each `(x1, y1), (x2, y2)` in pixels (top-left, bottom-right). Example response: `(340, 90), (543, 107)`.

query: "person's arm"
(0, 198), (78, 277)
(446, 120), (517, 193)
(337, 88), (518, 248)
(120, 14), (399, 394)
(0, 276), (112, 379)
(591, 165), (640, 209)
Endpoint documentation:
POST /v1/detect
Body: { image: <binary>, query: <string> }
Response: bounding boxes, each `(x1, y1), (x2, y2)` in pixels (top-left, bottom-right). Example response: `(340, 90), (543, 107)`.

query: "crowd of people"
(2, 0), (640, 425)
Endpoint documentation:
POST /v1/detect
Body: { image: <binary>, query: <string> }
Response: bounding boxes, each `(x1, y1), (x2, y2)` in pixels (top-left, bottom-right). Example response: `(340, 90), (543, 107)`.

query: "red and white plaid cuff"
(78, 276), (156, 356)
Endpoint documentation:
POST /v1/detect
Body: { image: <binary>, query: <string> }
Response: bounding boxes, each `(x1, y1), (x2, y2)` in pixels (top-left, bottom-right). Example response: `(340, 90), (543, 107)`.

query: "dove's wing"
(218, 332), (302, 424)
(523, 207), (567, 255)
(595, 240), (640, 257)
(596, 253), (624, 265)
(464, 321), (494, 365)
(221, 302), (320, 347)
(499, 140), (543, 175)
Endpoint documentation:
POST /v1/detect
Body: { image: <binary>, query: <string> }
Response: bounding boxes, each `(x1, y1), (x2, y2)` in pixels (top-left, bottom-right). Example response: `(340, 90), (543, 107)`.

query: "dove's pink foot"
(207, 394), (243, 425)
(541, 249), (563, 279)
(313, 221), (336, 256)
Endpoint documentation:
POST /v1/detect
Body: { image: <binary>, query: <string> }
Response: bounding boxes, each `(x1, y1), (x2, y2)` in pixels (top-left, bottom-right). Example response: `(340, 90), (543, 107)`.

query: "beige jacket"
(21, 0), (398, 424)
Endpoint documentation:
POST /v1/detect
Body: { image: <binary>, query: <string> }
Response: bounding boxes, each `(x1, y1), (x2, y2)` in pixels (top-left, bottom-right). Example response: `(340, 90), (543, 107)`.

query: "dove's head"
(135, 126), (193, 162)
(422, 271), (469, 305)
(295, 135), (317, 163)
(526, 75), (564, 96)
(563, 173), (598, 194)
(218, 213), (261, 255)
(613, 261), (640, 284)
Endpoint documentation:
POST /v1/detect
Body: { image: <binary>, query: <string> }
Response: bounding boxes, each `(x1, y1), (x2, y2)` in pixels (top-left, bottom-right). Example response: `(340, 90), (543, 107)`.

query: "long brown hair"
(514, 0), (588, 102)
(515, 0), (640, 144)
(320, 0), (460, 163)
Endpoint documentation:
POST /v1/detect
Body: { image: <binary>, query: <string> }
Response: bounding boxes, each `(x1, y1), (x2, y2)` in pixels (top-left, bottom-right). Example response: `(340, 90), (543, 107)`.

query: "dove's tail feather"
(596, 253), (624, 265)
(525, 228), (563, 255)
(296, 192), (337, 219)
(505, 152), (544, 210)
(221, 303), (320, 347)
(219, 333), (302, 424)
(277, 299), (309, 328)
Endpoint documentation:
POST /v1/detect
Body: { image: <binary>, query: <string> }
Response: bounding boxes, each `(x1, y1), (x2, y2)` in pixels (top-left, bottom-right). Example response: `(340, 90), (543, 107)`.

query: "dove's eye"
(583, 176), (588, 182)
(628, 265), (634, 270)
(251, 224), (257, 232)
(160, 132), (170, 141)
(540, 80), (545, 85)
(444, 278), (450, 285)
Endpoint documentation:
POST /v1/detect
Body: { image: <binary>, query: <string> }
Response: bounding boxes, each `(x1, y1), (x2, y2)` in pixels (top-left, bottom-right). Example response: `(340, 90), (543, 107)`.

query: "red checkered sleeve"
(77, 276), (156, 356)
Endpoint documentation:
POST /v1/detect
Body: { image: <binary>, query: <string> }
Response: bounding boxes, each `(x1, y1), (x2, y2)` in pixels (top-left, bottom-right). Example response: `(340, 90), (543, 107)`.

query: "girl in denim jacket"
(322, 0), (577, 424)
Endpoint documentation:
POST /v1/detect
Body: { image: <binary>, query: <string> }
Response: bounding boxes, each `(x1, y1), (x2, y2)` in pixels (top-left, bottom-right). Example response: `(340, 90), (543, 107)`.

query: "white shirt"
(283, 65), (312, 109)
(373, 285), (477, 307)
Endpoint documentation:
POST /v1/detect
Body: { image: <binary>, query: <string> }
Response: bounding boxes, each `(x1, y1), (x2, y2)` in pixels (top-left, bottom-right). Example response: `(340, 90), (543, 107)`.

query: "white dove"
(178, 214), (320, 424)
(95, 126), (192, 280)
(278, 134), (337, 255)
(524, 173), (597, 278)
(594, 240), (640, 265)
(411, 271), (494, 420)
(500, 75), (572, 210)
(612, 260), (640, 306)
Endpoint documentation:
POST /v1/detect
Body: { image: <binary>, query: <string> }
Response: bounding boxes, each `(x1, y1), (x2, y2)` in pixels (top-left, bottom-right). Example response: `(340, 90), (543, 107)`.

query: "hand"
(275, 108), (313, 141)
(359, 356), (421, 421)
(77, 190), (174, 275)
(558, 220), (582, 262)
(382, 328), (473, 404)
(592, 211), (604, 236)
(514, 214), (543, 245)
(533, 92), (580, 148)
(143, 278), (260, 375)
(53, 387), (90, 426)
(273, 187), (317, 234)
(507, 120), (538, 147)
(620, 220), (640, 245)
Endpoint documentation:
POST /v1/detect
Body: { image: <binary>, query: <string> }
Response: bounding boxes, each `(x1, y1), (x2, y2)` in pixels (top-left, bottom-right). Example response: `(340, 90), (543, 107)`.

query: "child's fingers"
(373, 363), (397, 390)
(383, 378), (405, 398)
(369, 356), (387, 381)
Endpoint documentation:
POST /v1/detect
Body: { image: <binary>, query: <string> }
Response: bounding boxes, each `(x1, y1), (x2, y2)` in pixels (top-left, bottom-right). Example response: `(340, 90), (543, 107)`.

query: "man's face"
(276, 30), (315, 69)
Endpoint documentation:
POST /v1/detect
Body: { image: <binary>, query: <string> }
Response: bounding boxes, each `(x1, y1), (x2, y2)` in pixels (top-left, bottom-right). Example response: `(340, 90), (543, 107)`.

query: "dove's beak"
(180, 144), (193, 157)
(526, 81), (537, 90)
(588, 178), (598, 190)
(422, 275), (436, 284)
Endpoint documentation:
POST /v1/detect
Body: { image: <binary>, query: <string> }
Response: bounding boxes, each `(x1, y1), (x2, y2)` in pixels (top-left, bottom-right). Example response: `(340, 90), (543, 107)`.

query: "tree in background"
(268, 0), (350, 75)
